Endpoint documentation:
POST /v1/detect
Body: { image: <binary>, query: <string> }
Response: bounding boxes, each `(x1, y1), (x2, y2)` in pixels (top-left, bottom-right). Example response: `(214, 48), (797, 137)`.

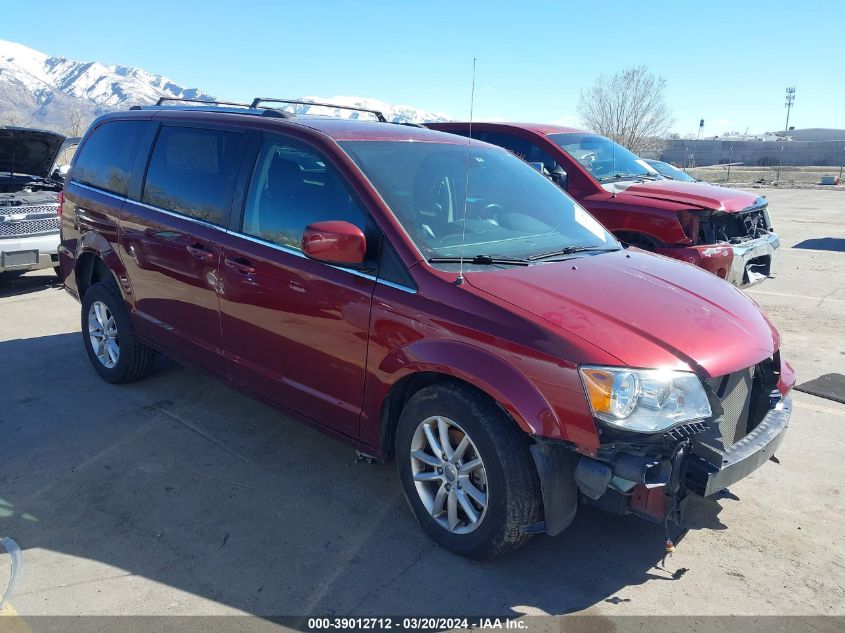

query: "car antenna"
(455, 57), (477, 286)
(611, 134), (617, 199)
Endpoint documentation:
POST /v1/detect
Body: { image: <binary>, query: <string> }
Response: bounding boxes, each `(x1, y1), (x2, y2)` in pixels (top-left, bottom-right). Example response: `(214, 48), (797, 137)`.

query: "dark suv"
(59, 99), (794, 558)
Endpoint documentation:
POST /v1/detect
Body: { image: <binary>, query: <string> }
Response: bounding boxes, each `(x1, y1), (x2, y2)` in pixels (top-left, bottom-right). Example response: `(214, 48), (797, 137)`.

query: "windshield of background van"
(340, 141), (616, 261)
(549, 133), (661, 183)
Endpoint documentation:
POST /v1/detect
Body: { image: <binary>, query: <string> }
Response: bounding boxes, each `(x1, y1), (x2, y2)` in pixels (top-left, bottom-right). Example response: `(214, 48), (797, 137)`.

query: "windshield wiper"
(600, 172), (662, 182)
(527, 245), (619, 261)
(428, 254), (530, 266)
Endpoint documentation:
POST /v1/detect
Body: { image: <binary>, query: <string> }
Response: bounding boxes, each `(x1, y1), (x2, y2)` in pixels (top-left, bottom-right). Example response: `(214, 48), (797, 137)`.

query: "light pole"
(784, 87), (796, 133)
(839, 146), (844, 183)
(727, 145), (734, 183)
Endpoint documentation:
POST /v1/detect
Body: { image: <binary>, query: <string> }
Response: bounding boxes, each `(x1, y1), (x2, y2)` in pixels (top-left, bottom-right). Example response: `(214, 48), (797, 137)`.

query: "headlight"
(579, 366), (711, 433)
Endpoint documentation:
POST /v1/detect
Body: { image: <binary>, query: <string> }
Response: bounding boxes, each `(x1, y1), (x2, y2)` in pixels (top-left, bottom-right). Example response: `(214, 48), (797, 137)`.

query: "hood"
(0, 127), (67, 179)
(616, 179), (761, 212)
(465, 250), (778, 378)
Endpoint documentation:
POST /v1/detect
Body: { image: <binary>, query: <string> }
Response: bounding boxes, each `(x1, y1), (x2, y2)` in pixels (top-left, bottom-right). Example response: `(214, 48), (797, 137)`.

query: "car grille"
(708, 367), (755, 446)
(0, 215), (60, 238)
(691, 366), (757, 464)
(699, 203), (772, 244)
(0, 204), (57, 215)
(687, 359), (779, 494)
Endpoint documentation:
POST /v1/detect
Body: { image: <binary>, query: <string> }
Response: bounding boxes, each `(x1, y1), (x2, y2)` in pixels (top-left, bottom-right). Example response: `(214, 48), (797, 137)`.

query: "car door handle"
(224, 256), (256, 275)
(186, 242), (215, 261)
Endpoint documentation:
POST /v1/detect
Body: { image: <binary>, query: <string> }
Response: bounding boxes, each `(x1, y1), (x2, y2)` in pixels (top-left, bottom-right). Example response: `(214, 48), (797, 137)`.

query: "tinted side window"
(73, 120), (146, 196)
(478, 131), (531, 158)
(480, 131), (558, 169)
(242, 139), (367, 250)
(142, 126), (244, 226)
(378, 240), (416, 290)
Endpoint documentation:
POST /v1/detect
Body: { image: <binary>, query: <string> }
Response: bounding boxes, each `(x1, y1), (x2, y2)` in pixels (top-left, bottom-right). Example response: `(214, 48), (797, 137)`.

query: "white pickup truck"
(1, 127), (78, 279)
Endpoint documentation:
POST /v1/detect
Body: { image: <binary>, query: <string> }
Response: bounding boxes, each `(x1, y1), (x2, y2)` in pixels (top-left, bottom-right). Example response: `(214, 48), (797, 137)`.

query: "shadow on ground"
(0, 332), (704, 621)
(792, 237), (845, 252)
(0, 271), (62, 299)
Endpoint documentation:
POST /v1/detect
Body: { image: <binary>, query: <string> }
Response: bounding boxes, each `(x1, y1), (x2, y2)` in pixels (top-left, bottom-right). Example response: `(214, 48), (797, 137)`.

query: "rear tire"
(395, 382), (542, 559)
(81, 280), (155, 384)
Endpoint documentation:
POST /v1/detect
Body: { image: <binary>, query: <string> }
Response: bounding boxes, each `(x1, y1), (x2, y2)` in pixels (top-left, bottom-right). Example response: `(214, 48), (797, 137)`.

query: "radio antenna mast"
(611, 134), (617, 198)
(455, 58), (477, 286)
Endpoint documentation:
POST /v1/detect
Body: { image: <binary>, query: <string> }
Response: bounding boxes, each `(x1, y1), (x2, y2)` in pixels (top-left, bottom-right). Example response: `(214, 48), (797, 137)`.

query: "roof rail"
(251, 98), (387, 123)
(155, 97), (252, 108)
(129, 98), (292, 118)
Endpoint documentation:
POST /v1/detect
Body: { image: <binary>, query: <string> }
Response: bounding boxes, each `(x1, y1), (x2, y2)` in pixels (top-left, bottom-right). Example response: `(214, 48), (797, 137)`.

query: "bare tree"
(577, 66), (674, 155)
(67, 108), (86, 136)
(3, 113), (23, 127)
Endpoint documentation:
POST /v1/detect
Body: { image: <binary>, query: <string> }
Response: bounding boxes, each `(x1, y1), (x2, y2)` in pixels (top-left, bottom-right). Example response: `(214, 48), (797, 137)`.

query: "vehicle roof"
(291, 117), (474, 143)
(431, 121), (591, 136)
(101, 107), (476, 144)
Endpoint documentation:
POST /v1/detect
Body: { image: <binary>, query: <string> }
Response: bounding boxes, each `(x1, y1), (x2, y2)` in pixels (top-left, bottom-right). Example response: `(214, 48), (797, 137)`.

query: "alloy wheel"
(88, 301), (120, 368)
(409, 416), (489, 534)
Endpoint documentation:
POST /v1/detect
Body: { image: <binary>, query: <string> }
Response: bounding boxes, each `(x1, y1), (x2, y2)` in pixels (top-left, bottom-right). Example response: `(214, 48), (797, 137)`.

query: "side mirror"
(302, 221), (366, 265)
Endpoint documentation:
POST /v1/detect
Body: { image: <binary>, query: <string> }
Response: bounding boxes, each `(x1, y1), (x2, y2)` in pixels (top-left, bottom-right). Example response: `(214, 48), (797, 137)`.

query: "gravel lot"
(0, 189), (843, 621)
(688, 165), (845, 187)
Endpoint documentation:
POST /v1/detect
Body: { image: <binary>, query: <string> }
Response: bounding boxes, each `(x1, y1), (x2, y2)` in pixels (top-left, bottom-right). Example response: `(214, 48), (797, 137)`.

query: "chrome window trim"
(376, 278), (418, 294)
(72, 181), (129, 203)
(74, 181), (229, 233)
(131, 199), (229, 233)
(233, 231), (306, 258)
(231, 230), (416, 293)
(72, 182), (417, 294)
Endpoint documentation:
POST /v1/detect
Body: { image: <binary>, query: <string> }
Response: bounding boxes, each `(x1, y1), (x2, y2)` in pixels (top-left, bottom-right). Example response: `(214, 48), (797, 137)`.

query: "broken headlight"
(579, 366), (712, 433)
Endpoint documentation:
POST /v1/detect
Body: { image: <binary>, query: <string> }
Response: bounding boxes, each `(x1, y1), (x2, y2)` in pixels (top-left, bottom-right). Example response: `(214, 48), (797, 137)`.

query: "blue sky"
(2, 0), (842, 135)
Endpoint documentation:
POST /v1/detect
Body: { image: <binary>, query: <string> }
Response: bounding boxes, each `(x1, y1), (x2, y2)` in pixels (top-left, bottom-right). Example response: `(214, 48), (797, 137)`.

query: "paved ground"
(0, 189), (843, 620)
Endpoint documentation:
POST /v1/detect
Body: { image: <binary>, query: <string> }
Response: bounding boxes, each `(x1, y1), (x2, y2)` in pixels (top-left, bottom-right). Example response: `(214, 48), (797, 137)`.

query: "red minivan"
(428, 123), (780, 288)
(59, 100), (794, 558)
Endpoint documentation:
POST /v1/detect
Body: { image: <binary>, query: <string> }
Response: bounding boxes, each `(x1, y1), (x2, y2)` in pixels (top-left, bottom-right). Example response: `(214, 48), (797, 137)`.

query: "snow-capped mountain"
(0, 39), (451, 134)
(273, 96), (450, 124)
(0, 39), (214, 132)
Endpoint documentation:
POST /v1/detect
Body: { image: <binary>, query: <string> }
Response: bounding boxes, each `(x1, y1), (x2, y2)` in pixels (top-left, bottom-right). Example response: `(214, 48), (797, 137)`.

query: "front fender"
(376, 339), (562, 440)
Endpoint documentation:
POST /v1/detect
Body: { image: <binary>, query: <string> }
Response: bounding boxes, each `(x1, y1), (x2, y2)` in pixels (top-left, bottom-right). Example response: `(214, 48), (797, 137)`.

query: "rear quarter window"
(72, 120), (147, 196)
(142, 126), (245, 226)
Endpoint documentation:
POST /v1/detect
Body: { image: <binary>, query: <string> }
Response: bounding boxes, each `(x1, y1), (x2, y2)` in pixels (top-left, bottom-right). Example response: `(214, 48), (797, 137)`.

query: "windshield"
(548, 133), (661, 183)
(339, 141), (618, 261)
(646, 160), (697, 182)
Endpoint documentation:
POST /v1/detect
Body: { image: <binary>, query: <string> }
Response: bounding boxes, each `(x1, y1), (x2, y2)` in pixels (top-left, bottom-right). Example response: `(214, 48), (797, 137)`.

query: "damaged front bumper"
(656, 230), (780, 288)
(723, 231), (780, 287)
(687, 396), (791, 497)
(531, 395), (792, 533)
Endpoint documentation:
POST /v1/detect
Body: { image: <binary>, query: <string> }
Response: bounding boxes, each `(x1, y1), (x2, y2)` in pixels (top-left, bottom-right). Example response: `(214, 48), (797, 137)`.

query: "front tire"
(395, 382), (542, 559)
(81, 280), (155, 384)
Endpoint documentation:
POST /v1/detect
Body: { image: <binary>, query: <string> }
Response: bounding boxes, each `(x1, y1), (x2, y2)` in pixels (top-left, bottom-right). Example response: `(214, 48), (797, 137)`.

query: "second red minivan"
(59, 100), (794, 558)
